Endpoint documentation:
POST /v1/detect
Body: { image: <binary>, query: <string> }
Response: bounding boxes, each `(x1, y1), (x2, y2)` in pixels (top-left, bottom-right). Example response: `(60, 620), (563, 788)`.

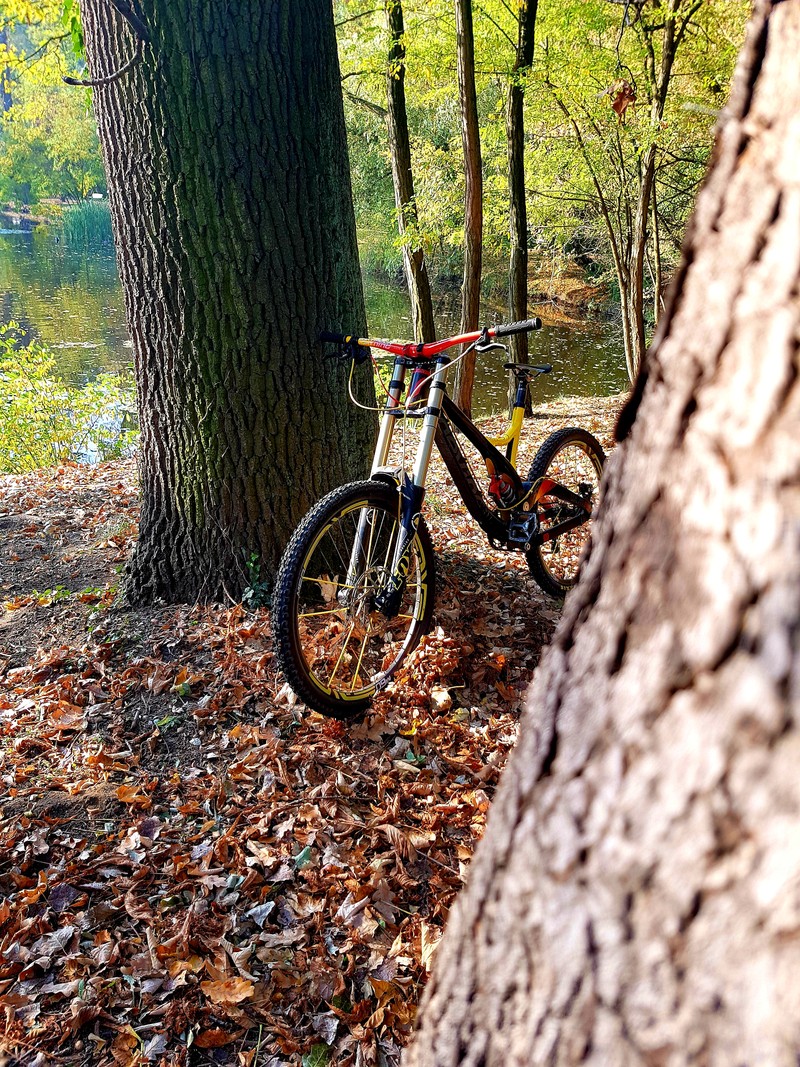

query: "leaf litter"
(0, 396), (622, 1065)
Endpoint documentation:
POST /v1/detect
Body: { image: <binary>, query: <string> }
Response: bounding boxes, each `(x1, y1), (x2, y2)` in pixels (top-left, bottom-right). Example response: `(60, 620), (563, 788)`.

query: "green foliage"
(0, 324), (137, 474)
(242, 552), (271, 609)
(61, 0), (85, 59)
(336, 0), (749, 306)
(2, 0), (750, 323)
(60, 200), (113, 245)
(0, 4), (103, 205)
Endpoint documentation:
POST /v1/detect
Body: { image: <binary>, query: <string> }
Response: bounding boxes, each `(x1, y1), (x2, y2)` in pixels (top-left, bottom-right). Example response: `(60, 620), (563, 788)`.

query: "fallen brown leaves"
(0, 396), (622, 1066)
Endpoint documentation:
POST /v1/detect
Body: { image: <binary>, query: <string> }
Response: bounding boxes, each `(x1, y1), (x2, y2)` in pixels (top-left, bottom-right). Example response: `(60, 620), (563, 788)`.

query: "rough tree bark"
(451, 0), (482, 417)
(505, 0), (537, 415)
(80, 0), (375, 603)
(385, 0), (436, 344)
(406, 0), (800, 1063)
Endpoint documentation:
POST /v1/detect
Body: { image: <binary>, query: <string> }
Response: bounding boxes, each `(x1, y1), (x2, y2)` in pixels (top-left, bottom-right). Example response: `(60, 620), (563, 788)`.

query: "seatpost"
(513, 374), (528, 411)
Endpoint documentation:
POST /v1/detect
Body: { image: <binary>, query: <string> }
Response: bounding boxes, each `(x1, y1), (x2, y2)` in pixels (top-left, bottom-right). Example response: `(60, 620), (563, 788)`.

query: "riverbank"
(0, 208), (52, 232)
(0, 227), (628, 417)
(0, 393), (623, 1065)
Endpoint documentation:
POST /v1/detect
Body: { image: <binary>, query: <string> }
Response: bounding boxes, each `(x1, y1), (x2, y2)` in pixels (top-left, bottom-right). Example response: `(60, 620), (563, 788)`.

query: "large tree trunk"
(505, 0), (537, 415)
(406, 0), (800, 1063)
(80, 0), (374, 603)
(451, 0), (482, 417)
(386, 0), (436, 344)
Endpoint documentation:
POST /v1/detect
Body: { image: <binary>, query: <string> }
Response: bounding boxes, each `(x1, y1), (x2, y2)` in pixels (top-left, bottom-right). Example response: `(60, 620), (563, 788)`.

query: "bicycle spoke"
(327, 619), (357, 689)
(350, 623), (372, 692)
(297, 607), (347, 619)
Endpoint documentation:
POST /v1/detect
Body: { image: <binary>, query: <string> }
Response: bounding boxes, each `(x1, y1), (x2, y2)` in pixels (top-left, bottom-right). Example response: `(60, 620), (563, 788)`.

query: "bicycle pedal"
(507, 511), (540, 549)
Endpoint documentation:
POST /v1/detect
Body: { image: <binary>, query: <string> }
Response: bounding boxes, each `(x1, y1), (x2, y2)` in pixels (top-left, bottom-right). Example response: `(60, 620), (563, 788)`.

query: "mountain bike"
(272, 319), (605, 718)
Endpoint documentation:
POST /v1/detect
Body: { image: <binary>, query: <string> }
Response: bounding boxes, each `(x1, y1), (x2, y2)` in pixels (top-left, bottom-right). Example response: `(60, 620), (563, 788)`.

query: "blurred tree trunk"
(386, 0), (436, 344)
(405, 0), (800, 1062)
(80, 0), (374, 603)
(0, 26), (12, 112)
(451, 0), (482, 417)
(505, 0), (537, 416)
(651, 182), (663, 320)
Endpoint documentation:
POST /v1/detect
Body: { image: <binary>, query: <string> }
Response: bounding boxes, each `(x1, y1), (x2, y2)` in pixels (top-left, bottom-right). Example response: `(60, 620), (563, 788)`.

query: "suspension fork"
(374, 355), (449, 616)
(344, 356), (408, 592)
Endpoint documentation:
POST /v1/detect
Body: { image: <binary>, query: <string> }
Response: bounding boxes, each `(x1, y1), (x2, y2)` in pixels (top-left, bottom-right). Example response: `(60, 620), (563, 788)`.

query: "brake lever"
(475, 340), (509, 355)
(323, 341), (369, 365)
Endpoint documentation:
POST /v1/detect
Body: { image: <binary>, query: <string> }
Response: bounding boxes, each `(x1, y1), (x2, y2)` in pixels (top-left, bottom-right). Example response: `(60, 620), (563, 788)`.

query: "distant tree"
(0, 81), (105, 201)
(539, 0), (745, 380)
(405, 0), (800, 1061)
(80, 0), (375, 603)
(505, 0), (537, 413)
(451, 0), (483, 416)
(386, 0), (436, 343)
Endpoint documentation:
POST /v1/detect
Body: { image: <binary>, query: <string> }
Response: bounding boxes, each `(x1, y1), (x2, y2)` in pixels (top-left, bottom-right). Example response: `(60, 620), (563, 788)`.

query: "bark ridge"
(405, 2), (800, 1063)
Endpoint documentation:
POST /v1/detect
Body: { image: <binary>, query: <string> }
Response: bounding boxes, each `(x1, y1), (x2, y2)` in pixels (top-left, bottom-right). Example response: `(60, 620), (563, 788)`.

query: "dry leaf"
(200, 977), (255, 1005)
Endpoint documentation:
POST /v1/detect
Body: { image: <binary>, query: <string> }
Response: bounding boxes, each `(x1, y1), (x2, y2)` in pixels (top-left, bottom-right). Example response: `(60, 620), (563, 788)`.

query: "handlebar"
(320, 318), (543, 361)
(492, 318), (542, 337)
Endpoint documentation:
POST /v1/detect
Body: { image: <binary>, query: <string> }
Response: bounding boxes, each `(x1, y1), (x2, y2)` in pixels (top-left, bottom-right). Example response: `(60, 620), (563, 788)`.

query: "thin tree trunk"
(505, 0), (537, 416)
(385, 0), (436, 344)
(451, 0), (482, 417)
(619, 277), (637, 383)
(406, 0), (800, 1062)
(627, 142), (657, 376)
(651, 179), (663, 320)
(80, 0), (374, 603)
(0, 27), (12, 112)
(624, 0), (686, 380)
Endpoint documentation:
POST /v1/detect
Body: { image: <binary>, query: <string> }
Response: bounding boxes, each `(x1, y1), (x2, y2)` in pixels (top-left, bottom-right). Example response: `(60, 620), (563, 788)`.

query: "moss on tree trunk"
(81, 0), (375, 603)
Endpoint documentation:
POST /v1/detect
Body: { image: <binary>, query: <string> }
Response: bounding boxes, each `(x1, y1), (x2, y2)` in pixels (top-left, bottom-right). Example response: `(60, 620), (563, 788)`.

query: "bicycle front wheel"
(272, 480), (435, 718)
(526, 428), (605, 598)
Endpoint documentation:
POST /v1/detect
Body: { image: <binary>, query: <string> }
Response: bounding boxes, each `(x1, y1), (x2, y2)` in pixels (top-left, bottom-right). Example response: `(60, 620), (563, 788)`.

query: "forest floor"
(0, 395), (623, 1067)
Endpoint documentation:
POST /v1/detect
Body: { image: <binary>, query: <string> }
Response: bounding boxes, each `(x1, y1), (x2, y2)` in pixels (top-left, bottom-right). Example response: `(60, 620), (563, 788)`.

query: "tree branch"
(343, 88), (387, 118)
(64, 37), (143, 86)
(63, 0), (149, 88)
(335, 7), (383, 27)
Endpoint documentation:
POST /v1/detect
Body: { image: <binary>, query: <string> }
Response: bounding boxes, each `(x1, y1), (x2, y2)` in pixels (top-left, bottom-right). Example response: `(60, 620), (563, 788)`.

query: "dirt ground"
(0, 395), (623, 1067)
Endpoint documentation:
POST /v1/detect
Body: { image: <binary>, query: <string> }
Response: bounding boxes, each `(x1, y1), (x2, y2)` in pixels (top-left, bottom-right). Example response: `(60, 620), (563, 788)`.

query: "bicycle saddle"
(503, 362), (552, 376)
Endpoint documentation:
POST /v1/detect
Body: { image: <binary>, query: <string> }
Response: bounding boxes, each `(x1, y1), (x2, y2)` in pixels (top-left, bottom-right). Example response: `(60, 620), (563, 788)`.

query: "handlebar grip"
(492, 318), (542, 337)
(319, 330), (347, 344)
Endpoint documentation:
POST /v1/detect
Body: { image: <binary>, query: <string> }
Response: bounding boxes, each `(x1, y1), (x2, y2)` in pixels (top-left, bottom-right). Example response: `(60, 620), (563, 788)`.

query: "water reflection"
(1, 232), (628, 416)
(0, 231), (128, 382)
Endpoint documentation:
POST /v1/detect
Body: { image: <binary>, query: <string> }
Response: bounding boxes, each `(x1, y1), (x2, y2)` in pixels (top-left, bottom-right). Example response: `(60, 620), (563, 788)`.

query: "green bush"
(0, 324), (137, 474)
(59, 200), (114, 245)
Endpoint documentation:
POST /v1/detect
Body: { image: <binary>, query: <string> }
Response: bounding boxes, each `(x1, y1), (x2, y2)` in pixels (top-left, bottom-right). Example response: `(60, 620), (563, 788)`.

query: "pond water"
(0, 230), (628, 417)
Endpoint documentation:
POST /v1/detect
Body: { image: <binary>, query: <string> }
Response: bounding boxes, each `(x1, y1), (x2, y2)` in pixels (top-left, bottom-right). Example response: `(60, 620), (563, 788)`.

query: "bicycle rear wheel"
(272, 480), (435, 718)
(526, 428), (605, 598)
